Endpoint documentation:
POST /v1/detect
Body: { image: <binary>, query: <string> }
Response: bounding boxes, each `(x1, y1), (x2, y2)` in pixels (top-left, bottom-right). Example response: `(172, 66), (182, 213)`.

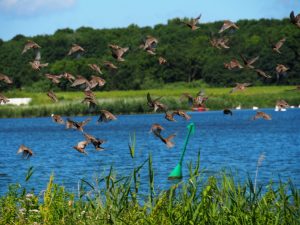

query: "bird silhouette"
(17, 145), (34, 159)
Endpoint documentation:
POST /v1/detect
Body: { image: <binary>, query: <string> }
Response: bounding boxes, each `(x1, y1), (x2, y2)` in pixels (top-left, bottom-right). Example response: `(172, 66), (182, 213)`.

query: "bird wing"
(194, 14), (201, 22)
(165, 134), (176, 148)
(81, 118), (92, 127)
(239, 54), (248, 65)
(219, 21), (232, 33)
(290, 11), (296, 22)
(71, 77), (88, 87)
(3, 75), (13, 84)
(248, 56), (259, 65)
(275, 38), (285, 49)
(77, 141), (88, 149)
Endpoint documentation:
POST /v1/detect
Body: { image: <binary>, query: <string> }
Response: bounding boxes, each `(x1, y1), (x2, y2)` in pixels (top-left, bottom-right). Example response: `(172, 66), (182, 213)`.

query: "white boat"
(275, 105), (287, 111)
(0, 98), (32, 106)
(252, 106), (259, 110)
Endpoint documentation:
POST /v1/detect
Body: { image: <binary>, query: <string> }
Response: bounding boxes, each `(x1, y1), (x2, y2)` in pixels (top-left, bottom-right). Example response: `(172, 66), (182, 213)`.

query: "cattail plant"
(254, 152), (265, 193)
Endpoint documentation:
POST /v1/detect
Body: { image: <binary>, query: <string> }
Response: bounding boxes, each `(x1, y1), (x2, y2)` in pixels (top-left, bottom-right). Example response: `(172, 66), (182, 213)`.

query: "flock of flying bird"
(0, 10), (299, 158)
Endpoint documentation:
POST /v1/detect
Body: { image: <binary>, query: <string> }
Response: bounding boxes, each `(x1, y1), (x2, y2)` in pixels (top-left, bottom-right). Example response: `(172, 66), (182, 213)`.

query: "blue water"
(0, 108), (299, 195)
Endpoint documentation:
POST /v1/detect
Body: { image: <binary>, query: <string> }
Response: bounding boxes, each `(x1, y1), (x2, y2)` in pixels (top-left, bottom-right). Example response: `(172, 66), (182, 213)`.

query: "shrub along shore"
(0, 154), (299, 224)
(0, 85), (299, 118)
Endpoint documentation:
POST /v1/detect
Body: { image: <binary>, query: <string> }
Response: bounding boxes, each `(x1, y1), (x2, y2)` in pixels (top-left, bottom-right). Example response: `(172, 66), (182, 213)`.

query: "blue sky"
(0, 0), (299, 41)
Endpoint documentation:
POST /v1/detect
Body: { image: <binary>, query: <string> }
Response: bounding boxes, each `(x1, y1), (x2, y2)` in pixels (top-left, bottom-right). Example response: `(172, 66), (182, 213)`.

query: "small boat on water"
(253, 106), (259, 110)
(191, 107), (208, 112)
(275, 105), (287, 111)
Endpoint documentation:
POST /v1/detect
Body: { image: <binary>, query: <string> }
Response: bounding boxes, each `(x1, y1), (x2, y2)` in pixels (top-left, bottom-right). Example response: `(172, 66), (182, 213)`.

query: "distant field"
(1, 85), (299, 118)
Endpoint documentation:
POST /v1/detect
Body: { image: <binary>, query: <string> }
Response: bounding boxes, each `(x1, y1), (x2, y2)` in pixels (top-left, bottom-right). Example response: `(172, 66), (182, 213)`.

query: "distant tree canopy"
(0, 17), (299, 91)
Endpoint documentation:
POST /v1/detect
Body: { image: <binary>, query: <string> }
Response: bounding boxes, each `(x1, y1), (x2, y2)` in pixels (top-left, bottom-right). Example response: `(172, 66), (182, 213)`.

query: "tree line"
(0, 17), (299, 91)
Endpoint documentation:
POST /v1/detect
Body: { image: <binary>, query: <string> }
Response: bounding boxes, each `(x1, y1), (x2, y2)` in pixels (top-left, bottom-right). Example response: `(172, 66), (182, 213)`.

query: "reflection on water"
(0, 108), (299, 195)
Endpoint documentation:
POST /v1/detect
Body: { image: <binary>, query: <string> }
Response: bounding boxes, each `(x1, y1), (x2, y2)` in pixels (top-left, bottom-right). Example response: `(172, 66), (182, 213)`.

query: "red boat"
(191, 107), (208, 112)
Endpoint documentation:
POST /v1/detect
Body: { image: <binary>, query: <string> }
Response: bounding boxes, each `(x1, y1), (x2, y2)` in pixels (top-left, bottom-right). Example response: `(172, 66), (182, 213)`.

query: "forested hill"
(0, 17), (299, 91)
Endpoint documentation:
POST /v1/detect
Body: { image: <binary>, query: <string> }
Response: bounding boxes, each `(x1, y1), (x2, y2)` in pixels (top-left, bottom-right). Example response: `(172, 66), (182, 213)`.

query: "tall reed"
(0, 153), (299, 224)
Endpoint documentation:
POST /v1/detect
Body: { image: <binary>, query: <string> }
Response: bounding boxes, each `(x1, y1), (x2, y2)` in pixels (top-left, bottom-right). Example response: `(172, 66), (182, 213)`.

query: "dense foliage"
(0, 18), (299, 91)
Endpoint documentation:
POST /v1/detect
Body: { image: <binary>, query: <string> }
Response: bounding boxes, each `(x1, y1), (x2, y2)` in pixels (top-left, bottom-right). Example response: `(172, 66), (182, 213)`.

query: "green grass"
(0, 153), (299, 225)
(1, 85), (299, 118)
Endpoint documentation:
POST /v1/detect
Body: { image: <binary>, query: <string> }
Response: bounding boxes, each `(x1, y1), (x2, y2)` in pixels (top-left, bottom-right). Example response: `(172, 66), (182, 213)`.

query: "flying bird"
(0, 93), (9, 104)
(84, 89), (96, 98)
(157, 133), (176, 148)
(97, 110), (117, 123)
(165, 112), (176, 122)
(272, 38), (286, 54)
(255, 69), (272, 79)
(276, 64), (289, 82)
(158, 57), (167, 65)
(73, 141), (88, 155)
(276, 64), (289, 74)
(104, 61), (118, 70)
(172, 110), (191, 120)
(29, 51), (48, 70)
(229, 83), (251, 94)
(182, 14), (201, 30)
(147, 93), (167, 112)
(62, 72), (76, 83)
(180, 93), (195, 106)
(89, 76), (106, 89)
(22, 40), (41, 54)
(66, 118), (91, 132)
(82, 95), (97, 109)
(47, 90), (58, 102)
(219, 20), (239, 33)
(224, 59), (243, 70)
(210, 37), (230, 49)
(149, 123), (164, 137)
(51, 114), (64, 124)
(68, 44), (85, 56)
(88, 64), (103, 74)
(84, 133), (106, 151)
(0, 73), (13, 84)
(45, 74), (62, 84)
(71, 76), (91, 90)
(17, 145), (34, 159)
(276, 100), (289, 110)
(109, 44), (129, 61)
(223, 108), (233, 116)
(252, 111), (272, 120)
(290, 11), (300, 28)
(240, 54), (259, 69)
(140, 35), (158, 55)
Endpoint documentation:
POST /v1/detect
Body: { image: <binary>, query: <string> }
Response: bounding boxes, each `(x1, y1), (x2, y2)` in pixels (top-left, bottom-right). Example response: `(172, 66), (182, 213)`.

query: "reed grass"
(1, 85), (299, 118)
(0, 153), (299, 224)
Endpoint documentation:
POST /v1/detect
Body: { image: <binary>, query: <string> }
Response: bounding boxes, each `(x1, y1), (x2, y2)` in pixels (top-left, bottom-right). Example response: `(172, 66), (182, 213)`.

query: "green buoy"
(168, 122), (195, 180)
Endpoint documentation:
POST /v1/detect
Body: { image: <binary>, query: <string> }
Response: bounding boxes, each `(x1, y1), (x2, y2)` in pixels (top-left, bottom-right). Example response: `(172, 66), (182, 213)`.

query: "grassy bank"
(1, 85), (300, 118)
(0, 154), (299, 225)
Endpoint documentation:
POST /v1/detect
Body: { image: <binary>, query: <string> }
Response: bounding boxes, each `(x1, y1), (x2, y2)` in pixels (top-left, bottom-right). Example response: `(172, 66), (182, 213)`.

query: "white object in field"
(0, 98), (32, 106)
(253, 106), (259, 110)
(236, 104), (241, 110)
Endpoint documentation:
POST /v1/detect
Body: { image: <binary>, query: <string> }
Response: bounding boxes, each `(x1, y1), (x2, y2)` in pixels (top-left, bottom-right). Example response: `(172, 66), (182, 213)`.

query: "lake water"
(0, 108), (299, 196)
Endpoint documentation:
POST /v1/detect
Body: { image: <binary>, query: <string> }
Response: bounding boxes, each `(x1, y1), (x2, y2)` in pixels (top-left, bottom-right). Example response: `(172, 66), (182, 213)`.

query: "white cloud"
(0, 0), (75, 15)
